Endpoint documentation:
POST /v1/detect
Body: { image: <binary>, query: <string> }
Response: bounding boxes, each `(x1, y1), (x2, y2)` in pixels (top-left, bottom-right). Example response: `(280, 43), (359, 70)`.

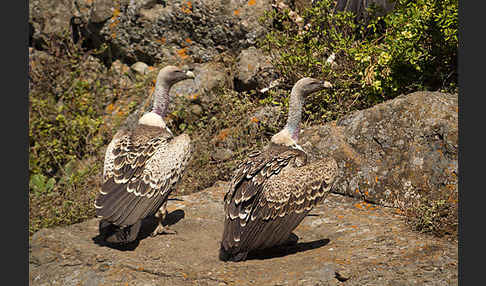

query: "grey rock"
(300, 91), (458, 210)
(95, 0), (273, 64)
(29, 247), (59, 265)
(212, 148), (234, 161)
(250, 105), (283, 128)
(90, 0), (113, 23)
(334, 0), (396, 19)
(29, 0), (74, 42)
(234, 46), (277, 92)
(131, 61), (150, 75)
(110, 59), (131, 75)
(189, 104), (203, 116)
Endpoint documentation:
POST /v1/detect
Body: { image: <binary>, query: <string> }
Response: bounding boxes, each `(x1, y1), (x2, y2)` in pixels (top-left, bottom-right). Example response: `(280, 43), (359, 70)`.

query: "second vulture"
(94, 66), (195, 244)
(220, 77), (338, 261)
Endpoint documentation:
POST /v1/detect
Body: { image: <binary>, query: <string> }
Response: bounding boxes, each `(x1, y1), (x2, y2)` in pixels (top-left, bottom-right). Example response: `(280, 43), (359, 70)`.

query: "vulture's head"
(292, 77), (331, 96)
(156, 65), (195, 88)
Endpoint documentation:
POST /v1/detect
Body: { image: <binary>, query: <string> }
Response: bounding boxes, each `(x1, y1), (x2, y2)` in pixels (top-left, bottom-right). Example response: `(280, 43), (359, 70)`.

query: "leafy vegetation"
(404, 190), (458, 238)
(259, 0), (458, 123)
(29, 33), (138, 235)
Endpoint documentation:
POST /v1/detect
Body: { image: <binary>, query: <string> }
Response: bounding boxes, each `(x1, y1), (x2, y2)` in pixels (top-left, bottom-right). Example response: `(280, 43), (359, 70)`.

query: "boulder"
(29, 0), (107, 46)
(131, 62), (150, 75)
(299, 91), (458, 210)
(234, 46), (277, 92)
(334, 0), (397, 19)
(97, 0), (273, 65)
(29, 182), (457, 285)
(29, 0), (75, 43)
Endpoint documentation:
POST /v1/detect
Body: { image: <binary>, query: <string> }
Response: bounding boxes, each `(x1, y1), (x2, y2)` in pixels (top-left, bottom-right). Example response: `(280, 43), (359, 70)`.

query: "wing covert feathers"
(95, 124), (192, 228)
(220, 145), (338, 261)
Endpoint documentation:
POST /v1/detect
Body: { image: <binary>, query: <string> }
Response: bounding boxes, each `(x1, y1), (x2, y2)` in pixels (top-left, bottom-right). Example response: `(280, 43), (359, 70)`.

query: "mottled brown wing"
(221, 150), (337, 257)
(221, 146), (307, 256)
(95, 127), (192, 228)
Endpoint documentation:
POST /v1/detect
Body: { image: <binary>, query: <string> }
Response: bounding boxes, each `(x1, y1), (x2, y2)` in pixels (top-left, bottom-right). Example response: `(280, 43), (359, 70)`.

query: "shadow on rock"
(247, 236), (331, 261)
(91, 209), (185, 251)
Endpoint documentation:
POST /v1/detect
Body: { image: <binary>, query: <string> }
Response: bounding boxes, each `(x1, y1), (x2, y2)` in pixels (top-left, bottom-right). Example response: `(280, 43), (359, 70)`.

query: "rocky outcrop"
(334, 0), (396, 19)
(29, 0), (273, 65)
(29, 182), (457, 285)
(299, 91), (458, 210)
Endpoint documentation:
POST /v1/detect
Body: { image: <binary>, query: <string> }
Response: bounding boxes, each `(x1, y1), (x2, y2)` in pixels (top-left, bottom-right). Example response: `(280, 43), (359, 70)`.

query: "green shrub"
(404, 192), (458, 238)
(29, 33), (112, 235)
(259, 0), (458, 123)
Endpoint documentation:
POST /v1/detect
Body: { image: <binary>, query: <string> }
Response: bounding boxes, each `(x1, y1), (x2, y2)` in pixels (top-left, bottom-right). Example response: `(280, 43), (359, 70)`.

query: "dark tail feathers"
(99, 219), (142, 244)
(219, 245), (248, 262)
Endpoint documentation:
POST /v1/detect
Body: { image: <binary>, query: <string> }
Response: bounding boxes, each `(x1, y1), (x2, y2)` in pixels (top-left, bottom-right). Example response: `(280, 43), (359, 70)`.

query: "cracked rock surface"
(29, 182), (457, 285)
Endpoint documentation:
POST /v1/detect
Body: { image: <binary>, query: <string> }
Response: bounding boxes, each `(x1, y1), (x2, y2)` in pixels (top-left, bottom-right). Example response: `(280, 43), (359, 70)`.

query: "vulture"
(220, 77), (338, 262)
(94, 66), (195, 244)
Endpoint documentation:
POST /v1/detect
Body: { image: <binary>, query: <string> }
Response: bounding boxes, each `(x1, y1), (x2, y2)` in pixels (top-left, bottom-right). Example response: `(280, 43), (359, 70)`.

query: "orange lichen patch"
(394, 208), (404, 215)
(181, 1), (192, 13)
(105, 103), (115, 113)
(112, 8), (120, 18)
(156, 37), (167, 44)
(350, 225), (358, 229)
(250, 116), (259, 123)
(117, 110), (125, 116)
(355, 188), (360, 194)
(375, 176), (379, 183)
(188, 93), (199, 100)
(364, 191), (369, 196)
(447, 193), (458, 204)
(335, 258), (351, 265)
(354, 201), (376, 210)
(337, 215), (344, 219)
(137, 266), (144, 271)
(247, 63), (253, 71)
(214, 128), (233, 142)
(248, 0), (256, 6)
(182, 272), (188, 279)
(185, 38), (192, 44)
(176, 48), (189, 60)
(234, 9), (240, 16)
(85, 0), (94, 4)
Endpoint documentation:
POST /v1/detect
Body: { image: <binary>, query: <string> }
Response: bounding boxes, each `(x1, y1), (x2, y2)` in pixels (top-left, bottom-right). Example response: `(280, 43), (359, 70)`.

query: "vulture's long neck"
(270, 86), (304, 147)
(284, 86), (304, 141)
(138, 82), (171, 129)
(152, 83), (170, 117)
